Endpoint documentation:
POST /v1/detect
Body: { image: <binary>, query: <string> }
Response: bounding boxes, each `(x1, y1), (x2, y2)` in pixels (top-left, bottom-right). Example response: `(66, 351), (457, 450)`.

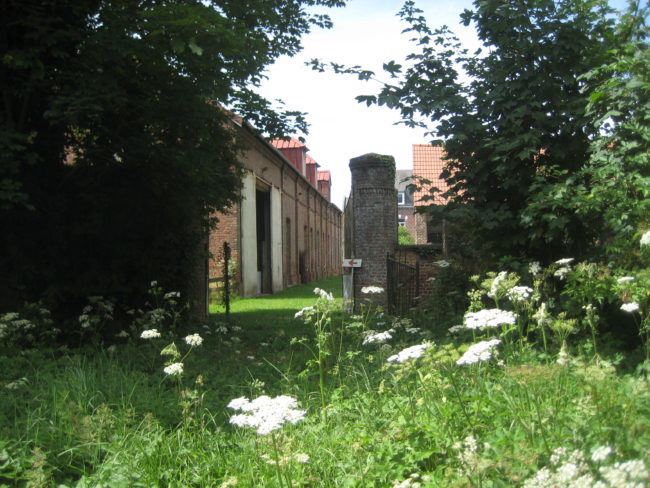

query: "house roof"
(306, 154), (319, 167)
(270, 137), (309, 151)
(317, 170), (331, 181)
(412, 144), (448, 206)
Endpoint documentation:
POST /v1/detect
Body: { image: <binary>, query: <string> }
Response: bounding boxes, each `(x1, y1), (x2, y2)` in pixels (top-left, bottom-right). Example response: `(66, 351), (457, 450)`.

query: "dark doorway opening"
(256, 188), (272, 294)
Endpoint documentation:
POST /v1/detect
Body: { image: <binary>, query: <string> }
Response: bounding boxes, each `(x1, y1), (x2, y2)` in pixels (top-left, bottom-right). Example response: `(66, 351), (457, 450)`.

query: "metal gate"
(386, 251), (420, 316)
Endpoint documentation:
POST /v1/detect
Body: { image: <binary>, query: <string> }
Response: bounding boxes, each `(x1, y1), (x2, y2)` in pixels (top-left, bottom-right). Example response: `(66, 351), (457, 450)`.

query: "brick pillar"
(349, 153), (397, 310)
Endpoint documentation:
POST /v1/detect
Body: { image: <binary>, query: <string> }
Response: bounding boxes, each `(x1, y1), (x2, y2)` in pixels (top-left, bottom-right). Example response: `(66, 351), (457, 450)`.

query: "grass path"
(209, 275), (342, 340)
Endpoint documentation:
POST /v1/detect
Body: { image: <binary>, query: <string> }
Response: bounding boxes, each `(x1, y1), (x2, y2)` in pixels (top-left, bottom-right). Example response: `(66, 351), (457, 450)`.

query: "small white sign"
(342, 258), (362, 268)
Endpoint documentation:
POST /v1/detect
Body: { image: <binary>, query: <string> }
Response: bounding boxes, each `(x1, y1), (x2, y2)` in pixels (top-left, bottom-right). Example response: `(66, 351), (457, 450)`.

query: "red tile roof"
(271, 137), (309, 151)
(306, 154), (319, 166)
(317, 170), (331, 181)
(412, 144), (449, 206)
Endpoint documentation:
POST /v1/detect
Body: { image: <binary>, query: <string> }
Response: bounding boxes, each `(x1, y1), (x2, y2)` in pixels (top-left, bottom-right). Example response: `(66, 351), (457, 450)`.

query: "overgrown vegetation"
(2, 260), (649, 486)
(0, 0), (345, 322)
(1, 0), (649, 486)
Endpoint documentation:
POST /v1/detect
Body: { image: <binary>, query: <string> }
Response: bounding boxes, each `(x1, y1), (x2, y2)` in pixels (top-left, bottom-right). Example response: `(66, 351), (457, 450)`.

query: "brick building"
(411, 144), (449, 249)
(208, 116), (342, 299)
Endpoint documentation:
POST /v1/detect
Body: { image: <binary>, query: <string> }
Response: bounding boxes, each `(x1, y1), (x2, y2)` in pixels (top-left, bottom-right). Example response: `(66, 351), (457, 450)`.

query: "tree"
(524, 2), (649, 267)
(319, 0), (629, 263)
(0, 0), (344, 319)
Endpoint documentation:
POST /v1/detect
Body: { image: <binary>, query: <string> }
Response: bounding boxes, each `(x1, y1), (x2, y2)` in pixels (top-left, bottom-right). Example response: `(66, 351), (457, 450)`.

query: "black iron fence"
(386, 251), (420, 316)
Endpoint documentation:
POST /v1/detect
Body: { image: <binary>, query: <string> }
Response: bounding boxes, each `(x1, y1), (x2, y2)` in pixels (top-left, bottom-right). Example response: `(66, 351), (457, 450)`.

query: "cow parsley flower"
(591, 445), (613, 463)
(620, 302), (640, 313)
(487, 271), (508, 299)
(640, 230), (650, 247)
(434, 259), (450, 268)
(456, 339), (501, 365)
(529, 261), (542, 275)
(184, 333), (203, 347)
(227, 395), (306, 435)
(507, 286), (533, 303)
(362, 329), (394, 345)
(294, 306), (314, 319)
(313, 288), (334, 301)
(163, 362), (183, 376)
(555, 258), (574, 265)
(361, 286), (384, 294)
(387, 343), (431, 363)
(617, 276), (635, 283)
(463, 309), (516, 330)
(140, 329), (161, 339)
(554, 266), (571, 279)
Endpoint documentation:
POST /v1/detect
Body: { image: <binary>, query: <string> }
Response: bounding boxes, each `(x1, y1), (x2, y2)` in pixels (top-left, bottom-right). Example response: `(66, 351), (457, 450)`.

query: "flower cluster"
(507, 286), (533, 303)
(294, 306), (314, 319)
(434, 259), (451, 268)
(362, 329), (394, 345)
(456, 339), (501, 365)
(392, 472), (432, 488)
(488, 271), (508, 299)
(387, 343), (431, 363)
(463, 309), (516, 330)
(529, 261), (542, 275)
(523, 446), (648, 488)
(227, 395), (306, 435)
(620, 302), (640, 313)
(140, 329), (161, 339)
(163, 362), (184, 376)
(361, 286), (385, 294)
(184, 333), (203, 347)
(313, 287), (334, 301)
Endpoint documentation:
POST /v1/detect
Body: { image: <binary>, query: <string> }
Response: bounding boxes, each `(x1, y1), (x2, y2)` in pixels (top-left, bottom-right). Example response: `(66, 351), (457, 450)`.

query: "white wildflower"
(219, 476), (238, 487)
(362, 329), (394, 345)
(434, 259), (450, 268)
(554, 266), (571, 279)
(529, 261), (542, 275)
(620, 302), (640, 313)
(555, 258), (574, 265)
(293, 453), (310, 464)
(163, 362), (183, 376)
(115, 330), (130, 338)
(640, 230), (650, 247)
(164, 291), (180, 299)
(5, 377), (28, 390)
(557, 341), (570, 366)
(184, 333), (203, 347)
(227, 394), (306, 435)
(507, 285), (533, 303)
(313, 287), (334, 301)
(456, 339), (501, 365)
(600, 460), (649, 486)
(294, 306), (314, 319)
(463, 308), (516, 330)
(448, 325), (465, 335)
(488, 271), (508, 299)
(361, 286), (385, 294)
(534, 302), (551, 327)
(591, 446), (613, 463)
(387, 343), (432, 363)
(405, 327), (421, 334)
(617, 276), (635, 283)
(140, 329), (161, 339)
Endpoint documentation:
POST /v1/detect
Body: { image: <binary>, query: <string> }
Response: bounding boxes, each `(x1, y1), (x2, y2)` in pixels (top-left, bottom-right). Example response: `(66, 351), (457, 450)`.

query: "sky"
(257, 0), (629, 209)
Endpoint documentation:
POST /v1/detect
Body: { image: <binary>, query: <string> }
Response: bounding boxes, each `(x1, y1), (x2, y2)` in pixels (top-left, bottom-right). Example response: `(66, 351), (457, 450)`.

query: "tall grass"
(1, 272), (649, 487)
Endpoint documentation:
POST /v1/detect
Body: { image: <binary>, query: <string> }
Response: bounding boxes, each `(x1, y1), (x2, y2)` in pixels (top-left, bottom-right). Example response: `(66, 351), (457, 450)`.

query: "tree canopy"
(318, 0), (648, 265)
(0, 0), (344, 318)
